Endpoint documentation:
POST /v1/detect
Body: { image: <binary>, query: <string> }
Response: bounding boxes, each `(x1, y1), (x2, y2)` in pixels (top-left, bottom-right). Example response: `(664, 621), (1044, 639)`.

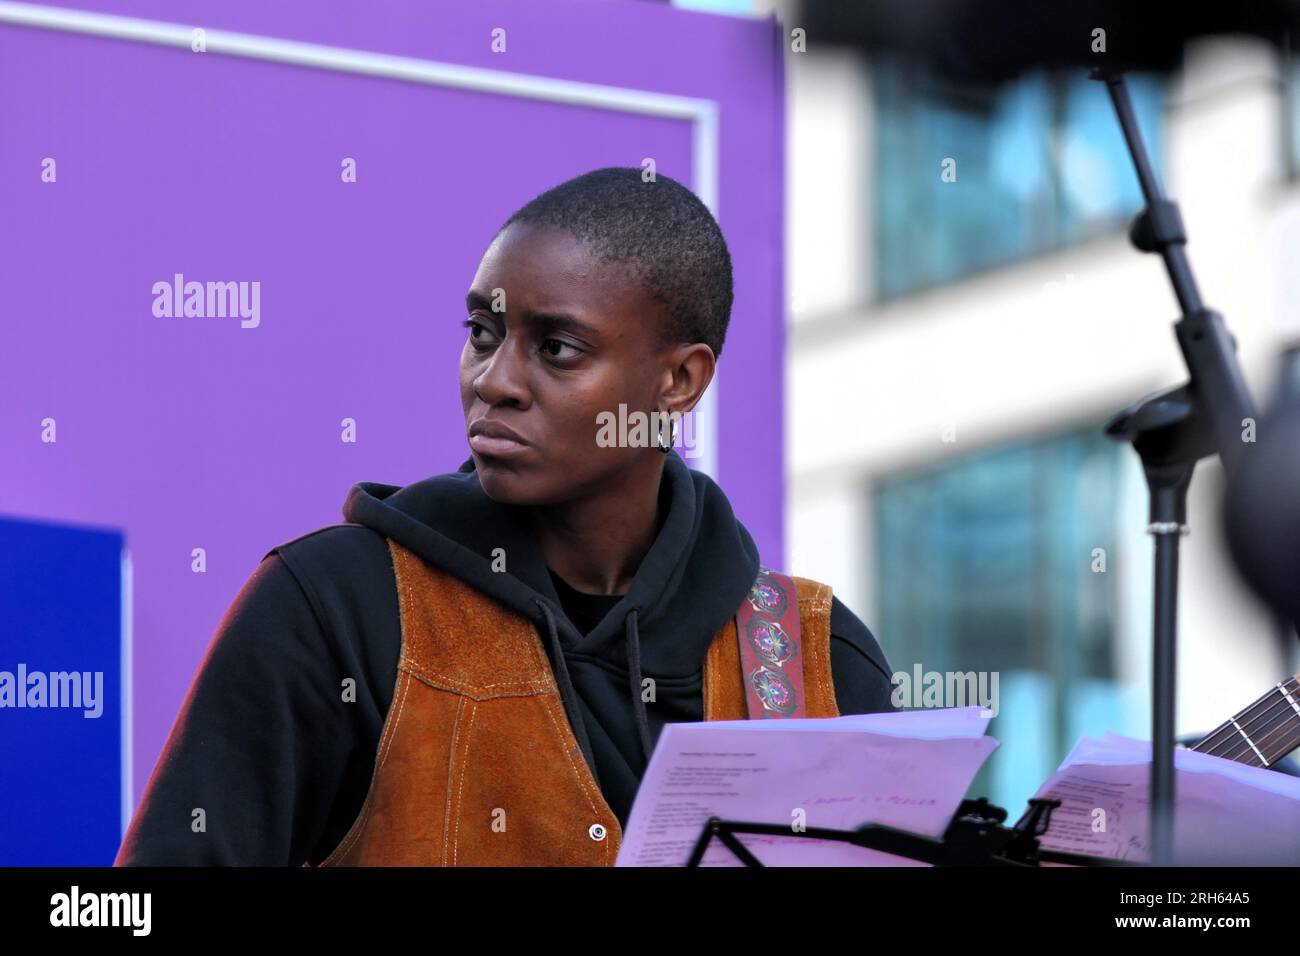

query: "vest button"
(588, 823), (607, 841)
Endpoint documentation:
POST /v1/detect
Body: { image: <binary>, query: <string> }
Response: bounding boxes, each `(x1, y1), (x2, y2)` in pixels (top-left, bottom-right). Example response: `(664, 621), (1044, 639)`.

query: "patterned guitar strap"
(734, 566), (807, 719)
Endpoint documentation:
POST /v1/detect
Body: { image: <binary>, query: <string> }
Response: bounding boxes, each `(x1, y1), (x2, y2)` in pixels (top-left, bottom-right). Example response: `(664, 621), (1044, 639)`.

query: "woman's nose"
(474, 339), (530, 406)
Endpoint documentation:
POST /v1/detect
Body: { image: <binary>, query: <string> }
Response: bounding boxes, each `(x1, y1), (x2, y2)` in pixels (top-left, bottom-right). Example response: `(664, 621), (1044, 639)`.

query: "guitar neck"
(1189, 672), (1300, 768)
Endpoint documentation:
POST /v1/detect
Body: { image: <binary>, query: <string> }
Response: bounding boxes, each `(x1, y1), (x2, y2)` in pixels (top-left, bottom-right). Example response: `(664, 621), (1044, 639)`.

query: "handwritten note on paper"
(615, 707), (999, 867)
(1034, 734), (1300, 865)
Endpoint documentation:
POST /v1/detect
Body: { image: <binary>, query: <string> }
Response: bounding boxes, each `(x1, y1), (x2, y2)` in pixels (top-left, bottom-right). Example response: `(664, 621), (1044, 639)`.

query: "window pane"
(873, 59), (1165, 299)
(874, 427), (1124, 811)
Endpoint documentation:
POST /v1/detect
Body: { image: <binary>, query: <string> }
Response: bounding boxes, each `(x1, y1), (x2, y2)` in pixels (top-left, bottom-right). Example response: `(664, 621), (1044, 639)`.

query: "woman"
(115, 167), (895, 867)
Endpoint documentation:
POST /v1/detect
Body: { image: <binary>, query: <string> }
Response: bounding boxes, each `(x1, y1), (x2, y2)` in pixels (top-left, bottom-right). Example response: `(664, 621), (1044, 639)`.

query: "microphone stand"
(1092, 68), (1259, 864)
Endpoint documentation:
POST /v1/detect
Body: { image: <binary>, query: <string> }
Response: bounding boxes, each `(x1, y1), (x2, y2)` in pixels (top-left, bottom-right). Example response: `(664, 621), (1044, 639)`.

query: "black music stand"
(685, 797), (1133, 867)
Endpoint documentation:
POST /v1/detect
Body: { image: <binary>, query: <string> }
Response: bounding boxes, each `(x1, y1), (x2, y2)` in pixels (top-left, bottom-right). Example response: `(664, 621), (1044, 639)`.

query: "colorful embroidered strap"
(734, 566), (807, 719)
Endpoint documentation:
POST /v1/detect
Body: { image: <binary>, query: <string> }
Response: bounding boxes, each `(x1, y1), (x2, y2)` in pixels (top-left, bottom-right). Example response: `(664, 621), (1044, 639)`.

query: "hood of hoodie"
(340, 448), (761, 783)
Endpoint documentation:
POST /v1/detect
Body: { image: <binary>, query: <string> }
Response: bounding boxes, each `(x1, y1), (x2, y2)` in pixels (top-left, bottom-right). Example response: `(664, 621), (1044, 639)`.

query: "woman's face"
(459, 222), (699, 506)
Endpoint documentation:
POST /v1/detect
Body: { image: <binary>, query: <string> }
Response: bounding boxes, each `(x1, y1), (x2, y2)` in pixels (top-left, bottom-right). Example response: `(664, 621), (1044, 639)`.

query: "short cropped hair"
(498, 167), (734, 360)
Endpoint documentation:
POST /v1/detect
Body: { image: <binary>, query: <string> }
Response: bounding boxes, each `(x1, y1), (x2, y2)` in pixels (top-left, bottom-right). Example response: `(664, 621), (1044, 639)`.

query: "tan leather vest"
(320, 538), (840, 867)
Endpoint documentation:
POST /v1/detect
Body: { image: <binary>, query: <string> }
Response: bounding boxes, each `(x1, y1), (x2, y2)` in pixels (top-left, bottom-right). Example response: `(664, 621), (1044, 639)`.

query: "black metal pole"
(1148, 464), (1193, 864)
(1100, 70), (1257, 478)
(1100, 74), (1204, 317)
(1093, 67), (1257, 866)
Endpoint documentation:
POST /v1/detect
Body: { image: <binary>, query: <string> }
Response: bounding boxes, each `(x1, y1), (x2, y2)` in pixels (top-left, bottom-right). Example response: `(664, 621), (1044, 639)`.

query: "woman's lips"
(469, 433), (531, 458)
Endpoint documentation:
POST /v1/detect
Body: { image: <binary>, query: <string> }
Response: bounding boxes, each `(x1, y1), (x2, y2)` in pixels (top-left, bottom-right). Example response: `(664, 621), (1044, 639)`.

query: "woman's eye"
(462, 318), (495, 347)
(462, 319), (577, 361)
(540, 337), (580, 360)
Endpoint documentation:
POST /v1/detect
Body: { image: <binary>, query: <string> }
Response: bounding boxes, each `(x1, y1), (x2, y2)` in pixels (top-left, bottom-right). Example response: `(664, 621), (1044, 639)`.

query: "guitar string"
(1194, 675), (1299, 755)
(1194, 677), (1300, 762)
(1190, 677), (1300, 766)
(1195, 686), (1299, 765)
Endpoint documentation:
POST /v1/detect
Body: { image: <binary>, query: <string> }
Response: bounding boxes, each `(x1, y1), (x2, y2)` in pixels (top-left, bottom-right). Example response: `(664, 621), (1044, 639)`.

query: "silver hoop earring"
(655, 412), (677, 453)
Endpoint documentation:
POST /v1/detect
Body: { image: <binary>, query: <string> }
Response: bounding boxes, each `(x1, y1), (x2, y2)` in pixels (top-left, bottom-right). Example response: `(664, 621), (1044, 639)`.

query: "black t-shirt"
(547, 568), (624, 636)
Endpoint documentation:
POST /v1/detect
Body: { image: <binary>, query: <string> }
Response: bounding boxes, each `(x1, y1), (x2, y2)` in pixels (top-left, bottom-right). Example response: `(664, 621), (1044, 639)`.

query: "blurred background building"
(679, 0), (1300, 811)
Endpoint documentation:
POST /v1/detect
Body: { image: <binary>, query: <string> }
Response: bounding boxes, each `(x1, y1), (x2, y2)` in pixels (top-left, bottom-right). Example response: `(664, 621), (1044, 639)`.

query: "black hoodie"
(115, 450), (895, 867)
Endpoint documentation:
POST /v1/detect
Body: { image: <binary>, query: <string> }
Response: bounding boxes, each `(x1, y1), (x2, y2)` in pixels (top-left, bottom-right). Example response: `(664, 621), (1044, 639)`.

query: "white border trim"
(0, 0), (722, 478)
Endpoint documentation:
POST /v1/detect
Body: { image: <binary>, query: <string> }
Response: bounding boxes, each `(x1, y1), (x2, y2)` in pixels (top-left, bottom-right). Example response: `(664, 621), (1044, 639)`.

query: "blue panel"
(0, 515), (126, 865)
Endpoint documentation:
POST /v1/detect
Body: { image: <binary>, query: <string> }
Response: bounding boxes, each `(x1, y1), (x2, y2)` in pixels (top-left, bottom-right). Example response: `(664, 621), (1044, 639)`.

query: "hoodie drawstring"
(534, 598), (601, 788)
(623, 608), (655, 768)
(535, 599), (657, 779)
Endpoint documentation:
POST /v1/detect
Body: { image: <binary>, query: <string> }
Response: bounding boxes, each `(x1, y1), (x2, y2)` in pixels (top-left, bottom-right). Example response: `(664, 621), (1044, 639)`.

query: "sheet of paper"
(616, 707), (999, 866)
(1034, 734), (1300, 864)
(696, 705), (994, 739)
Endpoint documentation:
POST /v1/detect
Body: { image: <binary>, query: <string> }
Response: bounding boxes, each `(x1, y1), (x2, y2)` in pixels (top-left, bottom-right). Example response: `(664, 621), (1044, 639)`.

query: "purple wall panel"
(0, 0), (785, 812)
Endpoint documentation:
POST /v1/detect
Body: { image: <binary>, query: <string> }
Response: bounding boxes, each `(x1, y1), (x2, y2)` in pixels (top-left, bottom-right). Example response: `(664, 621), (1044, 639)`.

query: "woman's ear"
(661, 343), (715, 415)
